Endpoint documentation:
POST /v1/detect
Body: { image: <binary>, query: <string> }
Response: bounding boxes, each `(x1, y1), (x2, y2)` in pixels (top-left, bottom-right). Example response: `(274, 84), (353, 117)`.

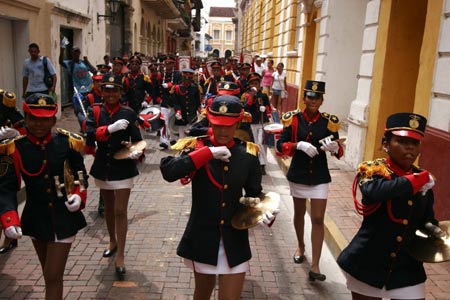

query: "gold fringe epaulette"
(246, 141), (259, 157)
(242, 111), (252, 123)
(357, 158), (392, 180)
(2, 91), (17, 108)
(143, 74), (151, 83)
(281, 109), (301, 128)
(240, 93), (247, 104)
(0, 138), (15, 155)
(321, 112), (340, 132)
(56, 128), (84, 152)
(171, 136), (200, 151)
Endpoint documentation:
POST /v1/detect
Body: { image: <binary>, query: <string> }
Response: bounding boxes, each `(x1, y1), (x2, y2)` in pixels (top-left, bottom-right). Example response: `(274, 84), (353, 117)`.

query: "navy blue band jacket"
(173, 83), (201, 126)
(0, 129), (88, 241)
(276, 110), (343, 185)
(160, 136), (262, 267)
(86, 103), (143, 181)
(337, 158), (438, 290)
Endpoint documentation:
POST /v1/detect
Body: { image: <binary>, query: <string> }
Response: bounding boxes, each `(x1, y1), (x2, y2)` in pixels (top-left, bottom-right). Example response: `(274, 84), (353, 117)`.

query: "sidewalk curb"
(270, 148), (348, 259)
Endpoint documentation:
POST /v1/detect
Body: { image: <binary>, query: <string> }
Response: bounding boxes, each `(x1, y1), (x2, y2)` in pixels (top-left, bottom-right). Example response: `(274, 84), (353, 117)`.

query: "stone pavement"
(0, 107), (448, 299)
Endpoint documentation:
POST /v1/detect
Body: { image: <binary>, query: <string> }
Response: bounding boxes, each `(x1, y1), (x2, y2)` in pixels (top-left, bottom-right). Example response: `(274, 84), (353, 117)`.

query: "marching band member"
(160, 95), (279, 300)
(236, 63), (252, 95)
(337, 113), (440, 300)
(276, 80), (343, 281)
(159, 55), (182, 149)
(143, 62), (162, 106)
(173, 69), (202, 139)
(243, 72), (272, 175)
(0, 93), (88, 300)
(122, 55), (152, 114)
(111, 56), (125, 76)
(85, 74), (145, 281)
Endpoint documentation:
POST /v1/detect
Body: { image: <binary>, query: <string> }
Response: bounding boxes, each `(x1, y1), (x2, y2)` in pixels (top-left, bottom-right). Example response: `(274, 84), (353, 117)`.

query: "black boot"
(0, 239), (18, 254)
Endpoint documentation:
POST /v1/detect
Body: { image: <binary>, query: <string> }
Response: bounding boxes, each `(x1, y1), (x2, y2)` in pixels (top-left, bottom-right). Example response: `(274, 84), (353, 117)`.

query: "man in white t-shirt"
(22, 43), (57, 98)
(253, 57), (265, 76)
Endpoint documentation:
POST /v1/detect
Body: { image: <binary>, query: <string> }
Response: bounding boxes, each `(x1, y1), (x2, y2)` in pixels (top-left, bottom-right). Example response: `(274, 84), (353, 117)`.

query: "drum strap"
(291, 115), (299, 143)
(93, 105), (101, 127)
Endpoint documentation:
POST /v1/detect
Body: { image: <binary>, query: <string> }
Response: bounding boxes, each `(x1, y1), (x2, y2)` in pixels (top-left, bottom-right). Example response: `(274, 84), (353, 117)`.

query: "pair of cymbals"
(409, 221), (450, 263)
(113, 140), (147, 160)
(231, 192), (280, 230)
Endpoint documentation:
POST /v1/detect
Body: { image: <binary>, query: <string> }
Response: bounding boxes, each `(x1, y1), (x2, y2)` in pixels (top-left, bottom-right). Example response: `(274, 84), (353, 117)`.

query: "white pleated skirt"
(344, 271), (425, 299)
(94, 177), (136, 190)
(289, 181), (329, 199)
(183, 238), (249, 274)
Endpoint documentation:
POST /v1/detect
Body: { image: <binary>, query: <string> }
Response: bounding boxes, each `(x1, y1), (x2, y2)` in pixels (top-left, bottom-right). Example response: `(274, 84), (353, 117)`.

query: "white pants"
(250, 123), (267, 165)
(160, 106), (174, 145)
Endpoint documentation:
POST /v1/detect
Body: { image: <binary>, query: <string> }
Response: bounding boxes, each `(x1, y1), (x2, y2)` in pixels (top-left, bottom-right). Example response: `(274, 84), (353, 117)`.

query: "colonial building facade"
(238, 0), (450, 220)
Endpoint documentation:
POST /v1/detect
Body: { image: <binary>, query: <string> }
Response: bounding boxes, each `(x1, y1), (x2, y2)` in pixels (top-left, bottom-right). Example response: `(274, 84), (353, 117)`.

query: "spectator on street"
(270, 62), (287, 117)
(276, 80), (343, 282)
(261, 59), (275, 96)
(337, 112), (439, 300)
(22, 43), (57, 98)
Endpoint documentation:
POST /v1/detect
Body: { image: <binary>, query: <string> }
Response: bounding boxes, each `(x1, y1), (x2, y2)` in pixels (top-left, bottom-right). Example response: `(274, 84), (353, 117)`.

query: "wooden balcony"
(143, 0), (180, 19)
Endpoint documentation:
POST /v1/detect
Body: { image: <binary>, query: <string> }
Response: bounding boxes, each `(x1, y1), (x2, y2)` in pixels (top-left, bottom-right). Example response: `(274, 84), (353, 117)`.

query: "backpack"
(43, 57), (54, 88)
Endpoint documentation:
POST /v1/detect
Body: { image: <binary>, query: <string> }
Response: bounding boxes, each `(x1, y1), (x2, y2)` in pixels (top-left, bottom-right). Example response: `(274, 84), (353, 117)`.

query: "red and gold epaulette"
(143, 74), (151, 83)
(56, 128), (85, 152)
(357, 158), (392, 180)
(321, 112), (340, 132)
(281, 109), (301, 128)
(245, 141), (259, 157)
(171, 136), (206, 151)
(0, 138), (15, 155)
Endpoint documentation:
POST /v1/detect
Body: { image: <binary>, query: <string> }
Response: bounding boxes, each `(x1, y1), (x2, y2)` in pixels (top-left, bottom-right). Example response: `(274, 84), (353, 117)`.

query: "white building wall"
(346, 0), (380, 168)
(429, 0), (450, 131)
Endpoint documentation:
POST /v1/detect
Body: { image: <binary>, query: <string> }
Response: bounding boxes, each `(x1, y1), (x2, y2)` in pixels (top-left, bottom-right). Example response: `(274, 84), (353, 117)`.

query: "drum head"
(263, 123), (283, 133)
(140, 105), (161, 120)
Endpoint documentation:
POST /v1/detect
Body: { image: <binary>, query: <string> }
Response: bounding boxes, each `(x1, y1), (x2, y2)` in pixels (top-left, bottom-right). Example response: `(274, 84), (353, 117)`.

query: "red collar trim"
(302, 111), (321, 123)
(27, 131), (52, 145)
(210, 136), (235, 148)
(105, 103), (121, 115)
(386, 158), (413, 175)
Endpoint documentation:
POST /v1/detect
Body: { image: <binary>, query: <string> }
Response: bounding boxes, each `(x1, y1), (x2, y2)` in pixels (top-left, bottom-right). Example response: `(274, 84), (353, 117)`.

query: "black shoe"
(159, 143), (168, 149)
(261, 165), (266, 175)
(308, 270), (326, 282)
(293, 254), (305, 264)
(170, 140), (177, 145)
(102, 246), (117, 257)
(97, 196), (104, 217)
(115, 265), (126, 281)
(0, 239), (18, 254)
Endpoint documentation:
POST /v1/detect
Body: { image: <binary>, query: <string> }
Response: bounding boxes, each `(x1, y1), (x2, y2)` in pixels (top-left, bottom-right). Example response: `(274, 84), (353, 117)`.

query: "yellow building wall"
(365, 0), (428, 160)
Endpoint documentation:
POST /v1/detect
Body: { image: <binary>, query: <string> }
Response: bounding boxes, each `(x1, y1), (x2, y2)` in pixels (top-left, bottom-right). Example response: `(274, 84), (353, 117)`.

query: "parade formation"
(0, 7), (450, 298)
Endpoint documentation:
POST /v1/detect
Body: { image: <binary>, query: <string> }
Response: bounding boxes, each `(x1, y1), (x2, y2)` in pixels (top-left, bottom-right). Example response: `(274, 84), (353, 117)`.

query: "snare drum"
(140, 106), (163, 131)
(263, 123), (283, 147)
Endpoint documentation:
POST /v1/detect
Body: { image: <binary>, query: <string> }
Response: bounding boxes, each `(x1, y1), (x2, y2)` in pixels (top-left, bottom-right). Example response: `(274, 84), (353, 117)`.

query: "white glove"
(5, 225), (22, 239)
(239, 196), (261, 207)
(259, 106), (266, 112)
(65, 194), (81, 212)
(129, 150), (143, 160)
(209, 146), (231, 162)
(297, 141), (319, 158)
(420, 174), (435, 196)
(175, 112), (182, 120)
(60, 37), (69, 48)
(108, 119), (129, 133)
(260, 208), (281, 226)
(0, 126), (20, 140)
(319, 136), (339, 153)
(141, 101), (149, 109)
(162, 83), (169, 89)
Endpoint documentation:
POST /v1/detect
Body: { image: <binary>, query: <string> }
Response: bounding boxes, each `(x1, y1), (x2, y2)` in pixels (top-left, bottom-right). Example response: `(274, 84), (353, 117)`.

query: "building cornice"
(52, 3), (91, 24)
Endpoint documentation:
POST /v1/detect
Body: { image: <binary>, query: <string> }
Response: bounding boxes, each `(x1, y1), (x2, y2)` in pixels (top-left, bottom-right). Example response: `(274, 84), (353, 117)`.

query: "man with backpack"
(22, 43), (57, 99)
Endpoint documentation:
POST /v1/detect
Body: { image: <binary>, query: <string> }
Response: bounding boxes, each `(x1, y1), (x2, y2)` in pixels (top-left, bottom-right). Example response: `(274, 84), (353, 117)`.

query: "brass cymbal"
(408, 221), (450, 263)
(113, 140), (147, 160)
(231, 192), (280, 230)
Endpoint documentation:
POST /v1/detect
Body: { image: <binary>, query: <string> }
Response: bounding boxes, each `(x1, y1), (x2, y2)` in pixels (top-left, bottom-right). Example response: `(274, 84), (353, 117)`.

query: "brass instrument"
(408, 221), (450, 263)
(53, 160), (86, 200)
(231, 192), (280, 230)
(113, 140), (147, 160)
